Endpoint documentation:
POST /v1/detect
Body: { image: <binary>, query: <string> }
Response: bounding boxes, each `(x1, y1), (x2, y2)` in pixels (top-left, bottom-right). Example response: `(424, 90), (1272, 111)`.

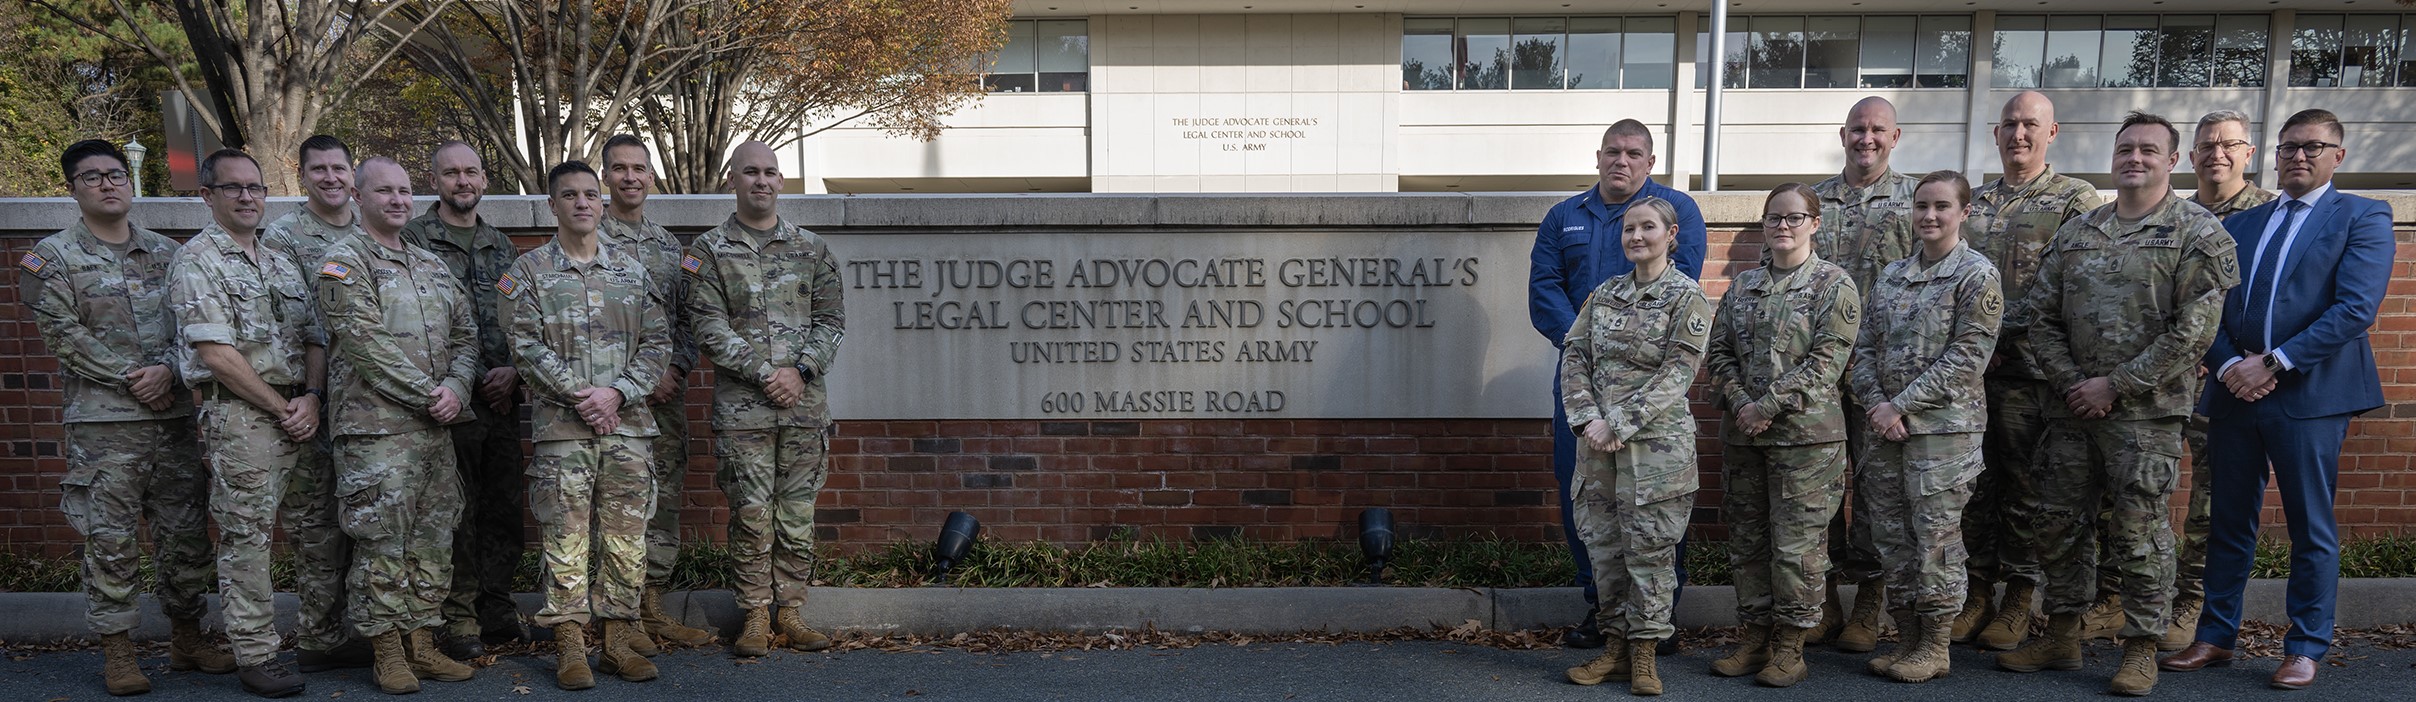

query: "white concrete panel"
(1153, 93), (1205, 175)
(1705, 90), (1971, 127)
(1243, 15), (1296, 93)
(1199, 15), (1248, 93)
(817, 130), (1091, 179)
(1335, 92), (1391, 174)
(1100, 93), (1160, 174)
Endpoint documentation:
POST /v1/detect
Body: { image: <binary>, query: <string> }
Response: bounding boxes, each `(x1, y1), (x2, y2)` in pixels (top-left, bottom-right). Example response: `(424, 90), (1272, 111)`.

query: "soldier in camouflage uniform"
(1849, 170), (2003, 684)
(2163, 110), (2276, 653)
(314, 158), (483, 694)
(400, 141), (527, 658)
(506, 162), (672, 689)
(21, 140), (236, 696)
(168, 149), (325, 698)
(1996, 112), (2239, 697)
(1960, 92), (2106, 650)
(686, 141), (846, 658)
(1809, 97), (1921, 653)
(599, 135), (717, 650)
(1704, 182), (1861, 689)
(260, 135), (363, 673)
(1556, 198), (1711, 697)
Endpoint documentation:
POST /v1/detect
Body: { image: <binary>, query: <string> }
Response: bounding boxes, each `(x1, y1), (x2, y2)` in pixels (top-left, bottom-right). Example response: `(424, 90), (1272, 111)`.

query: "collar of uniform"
(540, 241), (622, 273)
(359, 233), (418, 265)
(1817, 169), (1908, 205)
(1897, 243), (1978, 283)
(1749, 251), (1827, 293)
(1989, 165), (2066, 202)
(196, 223), (263, 264)
(2198, 184), (2273, 216)
(299, 204), (358, 235)
(1608, 268), (1682, 303)
(67, 219), (166, 256)
(721, 213), (792, 251)
(1582, 179), (1659, 222)
(2084, 191), (2193, 239)
(605, 215), (671, 244)
(2278, 182), (2333, 211)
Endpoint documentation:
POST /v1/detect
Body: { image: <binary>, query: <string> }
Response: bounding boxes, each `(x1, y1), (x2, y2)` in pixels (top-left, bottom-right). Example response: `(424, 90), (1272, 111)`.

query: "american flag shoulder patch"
(18, 252), (47, 274)
(318, 262), (351, 280)
(680, 254), (704, 275)
(495, 274), (521, 296)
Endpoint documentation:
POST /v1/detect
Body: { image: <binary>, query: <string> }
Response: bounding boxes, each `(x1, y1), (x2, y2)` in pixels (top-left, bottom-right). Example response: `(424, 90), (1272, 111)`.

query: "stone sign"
(824, 230), (1550, 419)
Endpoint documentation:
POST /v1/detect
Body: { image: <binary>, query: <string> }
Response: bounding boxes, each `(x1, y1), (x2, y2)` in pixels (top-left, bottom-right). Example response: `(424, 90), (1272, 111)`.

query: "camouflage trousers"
(1723, 442), (1848, 628)
(1861, 432), (1982, 619)
(2031, 417), (2183, 639)
(285, 433), (350, 653)
(644, 401), (690, 585)
(528, 435), (654, 626)
(1970, 377), (2052, 587)
(2175, 413), (2213, 601)
(443, 410), (526, 637)
(717, 426), (831, 609)
(1828, 391), (1881, 583)
(336, 429), (462, 638)
(61, 420), (213, 635)
(1571, 434), (1697, 641)
(196, 398), (313, 666)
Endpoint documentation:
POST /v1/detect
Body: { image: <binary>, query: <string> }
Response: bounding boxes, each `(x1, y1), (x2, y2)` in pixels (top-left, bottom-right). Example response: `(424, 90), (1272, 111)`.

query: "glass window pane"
(2293, 14), (2344, 87)
(1861, 16), (1915, 88)
(1568, 18), (1623, 89)
(1459, 18), (1511, 89)
(1403, 19), (1457, 90)
(2214, 14), (2269, 87)
(1624, 18), (1676, 89)
(2042, 15), (2102, 89)
(1916, 15), (1971, 88)
(2100, 15), (2157, 88)
(1993, 15), (2047, 88)
(983, 74), (1036, 93)
(2156, 15), (2214, 87)
(2401, 17), (2416, 87)
(993, 20), (1036, 74)
(1805, 17), (1859, 88)
(1750, 16), (1806, 89)
(1036, 20), (1088, 72)
(1512, 17), (1567, 89)
(2342, 14), (2398, 87)
(1697, 26), (1749, 88)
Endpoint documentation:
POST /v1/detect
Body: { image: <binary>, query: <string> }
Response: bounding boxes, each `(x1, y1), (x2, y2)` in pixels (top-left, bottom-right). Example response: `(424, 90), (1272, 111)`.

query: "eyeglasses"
(73, 169), (132, 188)
(205, 183), (270, 199)
(2274, 141), (2339, 159)
(2192, 139), (2250, 156)
(1760, 213), (1814, 229)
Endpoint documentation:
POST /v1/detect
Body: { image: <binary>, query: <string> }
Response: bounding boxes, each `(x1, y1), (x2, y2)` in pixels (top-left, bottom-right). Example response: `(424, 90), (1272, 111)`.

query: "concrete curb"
(7, 580), (2414, 643)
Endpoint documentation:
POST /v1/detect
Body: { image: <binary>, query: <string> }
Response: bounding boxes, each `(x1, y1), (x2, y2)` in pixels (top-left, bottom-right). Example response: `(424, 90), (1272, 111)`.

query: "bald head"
(354, 156), (415, 236)
(1994, 91), (2060, 179)
(355, 157), (408, 191)
(1848, 97), (1897, 125)
(1840, 96), (1902, 179)
(726, 140), (785, 221)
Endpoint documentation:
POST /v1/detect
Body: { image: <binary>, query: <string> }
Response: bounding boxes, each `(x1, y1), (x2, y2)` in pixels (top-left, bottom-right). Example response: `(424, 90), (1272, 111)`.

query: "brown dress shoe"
(2157, 641), (2233, 672)
(2269, 654), (2317, 690)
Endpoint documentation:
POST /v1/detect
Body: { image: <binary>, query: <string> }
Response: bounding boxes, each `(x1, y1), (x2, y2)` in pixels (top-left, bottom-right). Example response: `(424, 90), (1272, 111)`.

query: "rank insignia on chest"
(18, 252), (46, 274)
(495, 274), (521, 296)
(681, 254), (704, 275)
(1607, 316), (1627, 331)
(318, 262), (351, 280)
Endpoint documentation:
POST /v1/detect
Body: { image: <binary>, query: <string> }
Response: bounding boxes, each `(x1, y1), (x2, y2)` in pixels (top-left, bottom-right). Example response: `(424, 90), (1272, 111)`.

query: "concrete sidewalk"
(8, 580), (2415, 642)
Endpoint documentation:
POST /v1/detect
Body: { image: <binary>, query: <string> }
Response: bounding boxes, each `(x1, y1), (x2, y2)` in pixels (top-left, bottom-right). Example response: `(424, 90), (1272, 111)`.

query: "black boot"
(237, 661), (305, 698)
(439, 631), (486, 659)
(1566, 615), (1606, 649)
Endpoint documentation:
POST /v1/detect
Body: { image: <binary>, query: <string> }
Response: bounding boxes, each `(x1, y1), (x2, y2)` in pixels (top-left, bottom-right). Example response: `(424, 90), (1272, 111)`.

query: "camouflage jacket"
(2019, 194), (2240, 420)
(684, 215), (847, 431)
(1812, 169), (1919, 300)
(502, 240), (671, 442)
(401, 210), (517, 373)
(1851, 243), (2002, 436)
(601, 215), (698, 373)
(168, 224), (325, 388)
(1560, 269), (1713, 443)
(262, 207), (362, 290)
(2192, 185), (2277, 222)
(17, 221), (191, 422)
(314, 233), (481, 437)
(1706, 256), (1862, 446)
(1969, 169), (2102, 380)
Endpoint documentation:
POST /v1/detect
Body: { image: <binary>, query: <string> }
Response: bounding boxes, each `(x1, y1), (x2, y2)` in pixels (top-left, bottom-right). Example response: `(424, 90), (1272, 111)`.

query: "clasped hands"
(2221, 354), (2280, 402)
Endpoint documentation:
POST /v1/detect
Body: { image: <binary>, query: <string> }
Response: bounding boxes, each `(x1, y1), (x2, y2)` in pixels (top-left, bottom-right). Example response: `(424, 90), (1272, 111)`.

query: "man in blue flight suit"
(1529, 119), (1708, 651)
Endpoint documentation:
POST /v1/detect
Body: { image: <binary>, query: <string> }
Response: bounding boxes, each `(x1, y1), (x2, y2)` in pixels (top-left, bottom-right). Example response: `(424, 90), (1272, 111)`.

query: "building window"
(2292, 15), (2413, 87)
(1698, 16), (1968, 89)
(1401, 16), (1676, 90)
(986, 19), (1088, 93)
(1995, 14), (2269, 89)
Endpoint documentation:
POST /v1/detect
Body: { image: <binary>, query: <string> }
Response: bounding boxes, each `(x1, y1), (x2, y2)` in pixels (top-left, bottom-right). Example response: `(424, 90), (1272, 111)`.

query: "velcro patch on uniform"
(318, 262), (351, 280)
(495, 274), (521, 296)
(680, 254), (704, 275)
(18, 252), (47, 274)
(1562, 225), (1586, 232)
(2139, 238), (2180, 248)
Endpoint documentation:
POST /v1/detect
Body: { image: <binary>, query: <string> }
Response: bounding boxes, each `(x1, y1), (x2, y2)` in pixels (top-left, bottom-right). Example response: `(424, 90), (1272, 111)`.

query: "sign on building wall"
(825, 230), (1551, 419)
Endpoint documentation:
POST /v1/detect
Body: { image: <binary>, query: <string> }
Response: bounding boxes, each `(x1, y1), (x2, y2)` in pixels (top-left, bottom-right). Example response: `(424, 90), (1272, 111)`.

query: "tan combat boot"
(405, 628), (474, 682)
(1886, 614), (1954, 683)
(2080, 593), (2125, 641)
(642, 588), (716, 647)
(1997, 612), (2084, 672)
(2160, 596), (2202, 652)
(100, 631), (151, 696)
(1710, 623), (1769, 677)
(1834, 579), (1887, 652)
(1564, 637), (1630, 685)
(1977, 581), (2038, 650)
(2109, 637), (2159, 695)
(595, 620), (659, 682)
(623, 622), (660, 658)
(369, 630), (419, 695)
(775, 607), (834, 652)
(1951, 580), (1995, 643)
(734, 607), (772, 657)
(1807, 577), (1844, 644)
(168, 617), (237, 674)
(1628, 639), (1664, 696)
(553, 623), (594, 691)
(1866, 609), (1919, 675)
(1755, 625), (1811, 688)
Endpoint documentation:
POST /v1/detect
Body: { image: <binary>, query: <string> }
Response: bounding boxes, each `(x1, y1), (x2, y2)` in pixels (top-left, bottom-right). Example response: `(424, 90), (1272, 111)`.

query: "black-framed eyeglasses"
(2192, 139), (2251, 156)
(1760, 213), (1814, 229)
(2274, 141), (2340, 159)
(72, 169), (132, 187)
(205, 183), (270, 199)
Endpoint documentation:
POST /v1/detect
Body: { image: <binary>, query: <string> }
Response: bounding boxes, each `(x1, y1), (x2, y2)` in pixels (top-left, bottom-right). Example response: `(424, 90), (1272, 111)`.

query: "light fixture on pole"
(928, 511), (982, 586)
(1357, 508), (1395, 586)
(122, 139), (147, 197)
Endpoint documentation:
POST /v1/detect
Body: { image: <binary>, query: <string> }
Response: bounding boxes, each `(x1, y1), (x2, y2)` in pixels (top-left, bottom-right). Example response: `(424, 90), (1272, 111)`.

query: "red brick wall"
(3, 225), (2412, 555)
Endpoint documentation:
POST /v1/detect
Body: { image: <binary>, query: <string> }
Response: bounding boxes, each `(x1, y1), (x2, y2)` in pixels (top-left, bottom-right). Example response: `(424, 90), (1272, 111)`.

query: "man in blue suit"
(2159, 109), (2397, 691)
(1528, 119), (1706, 650)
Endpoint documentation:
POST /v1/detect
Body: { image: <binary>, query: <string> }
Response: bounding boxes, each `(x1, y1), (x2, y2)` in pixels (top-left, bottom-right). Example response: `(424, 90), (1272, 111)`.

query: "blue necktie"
(2243, 200), (2310, 352)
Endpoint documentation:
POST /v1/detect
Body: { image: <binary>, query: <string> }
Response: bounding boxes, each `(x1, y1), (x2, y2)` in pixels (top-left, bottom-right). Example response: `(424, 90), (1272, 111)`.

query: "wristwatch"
(2261, 354), (2283, 373)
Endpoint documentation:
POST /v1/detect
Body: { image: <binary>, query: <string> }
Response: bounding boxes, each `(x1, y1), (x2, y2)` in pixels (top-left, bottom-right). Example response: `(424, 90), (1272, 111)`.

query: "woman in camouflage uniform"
(1705, 183), (1863, 688)
(1557, 197), (1714, 697)
(1849, 170), (2004, 683)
